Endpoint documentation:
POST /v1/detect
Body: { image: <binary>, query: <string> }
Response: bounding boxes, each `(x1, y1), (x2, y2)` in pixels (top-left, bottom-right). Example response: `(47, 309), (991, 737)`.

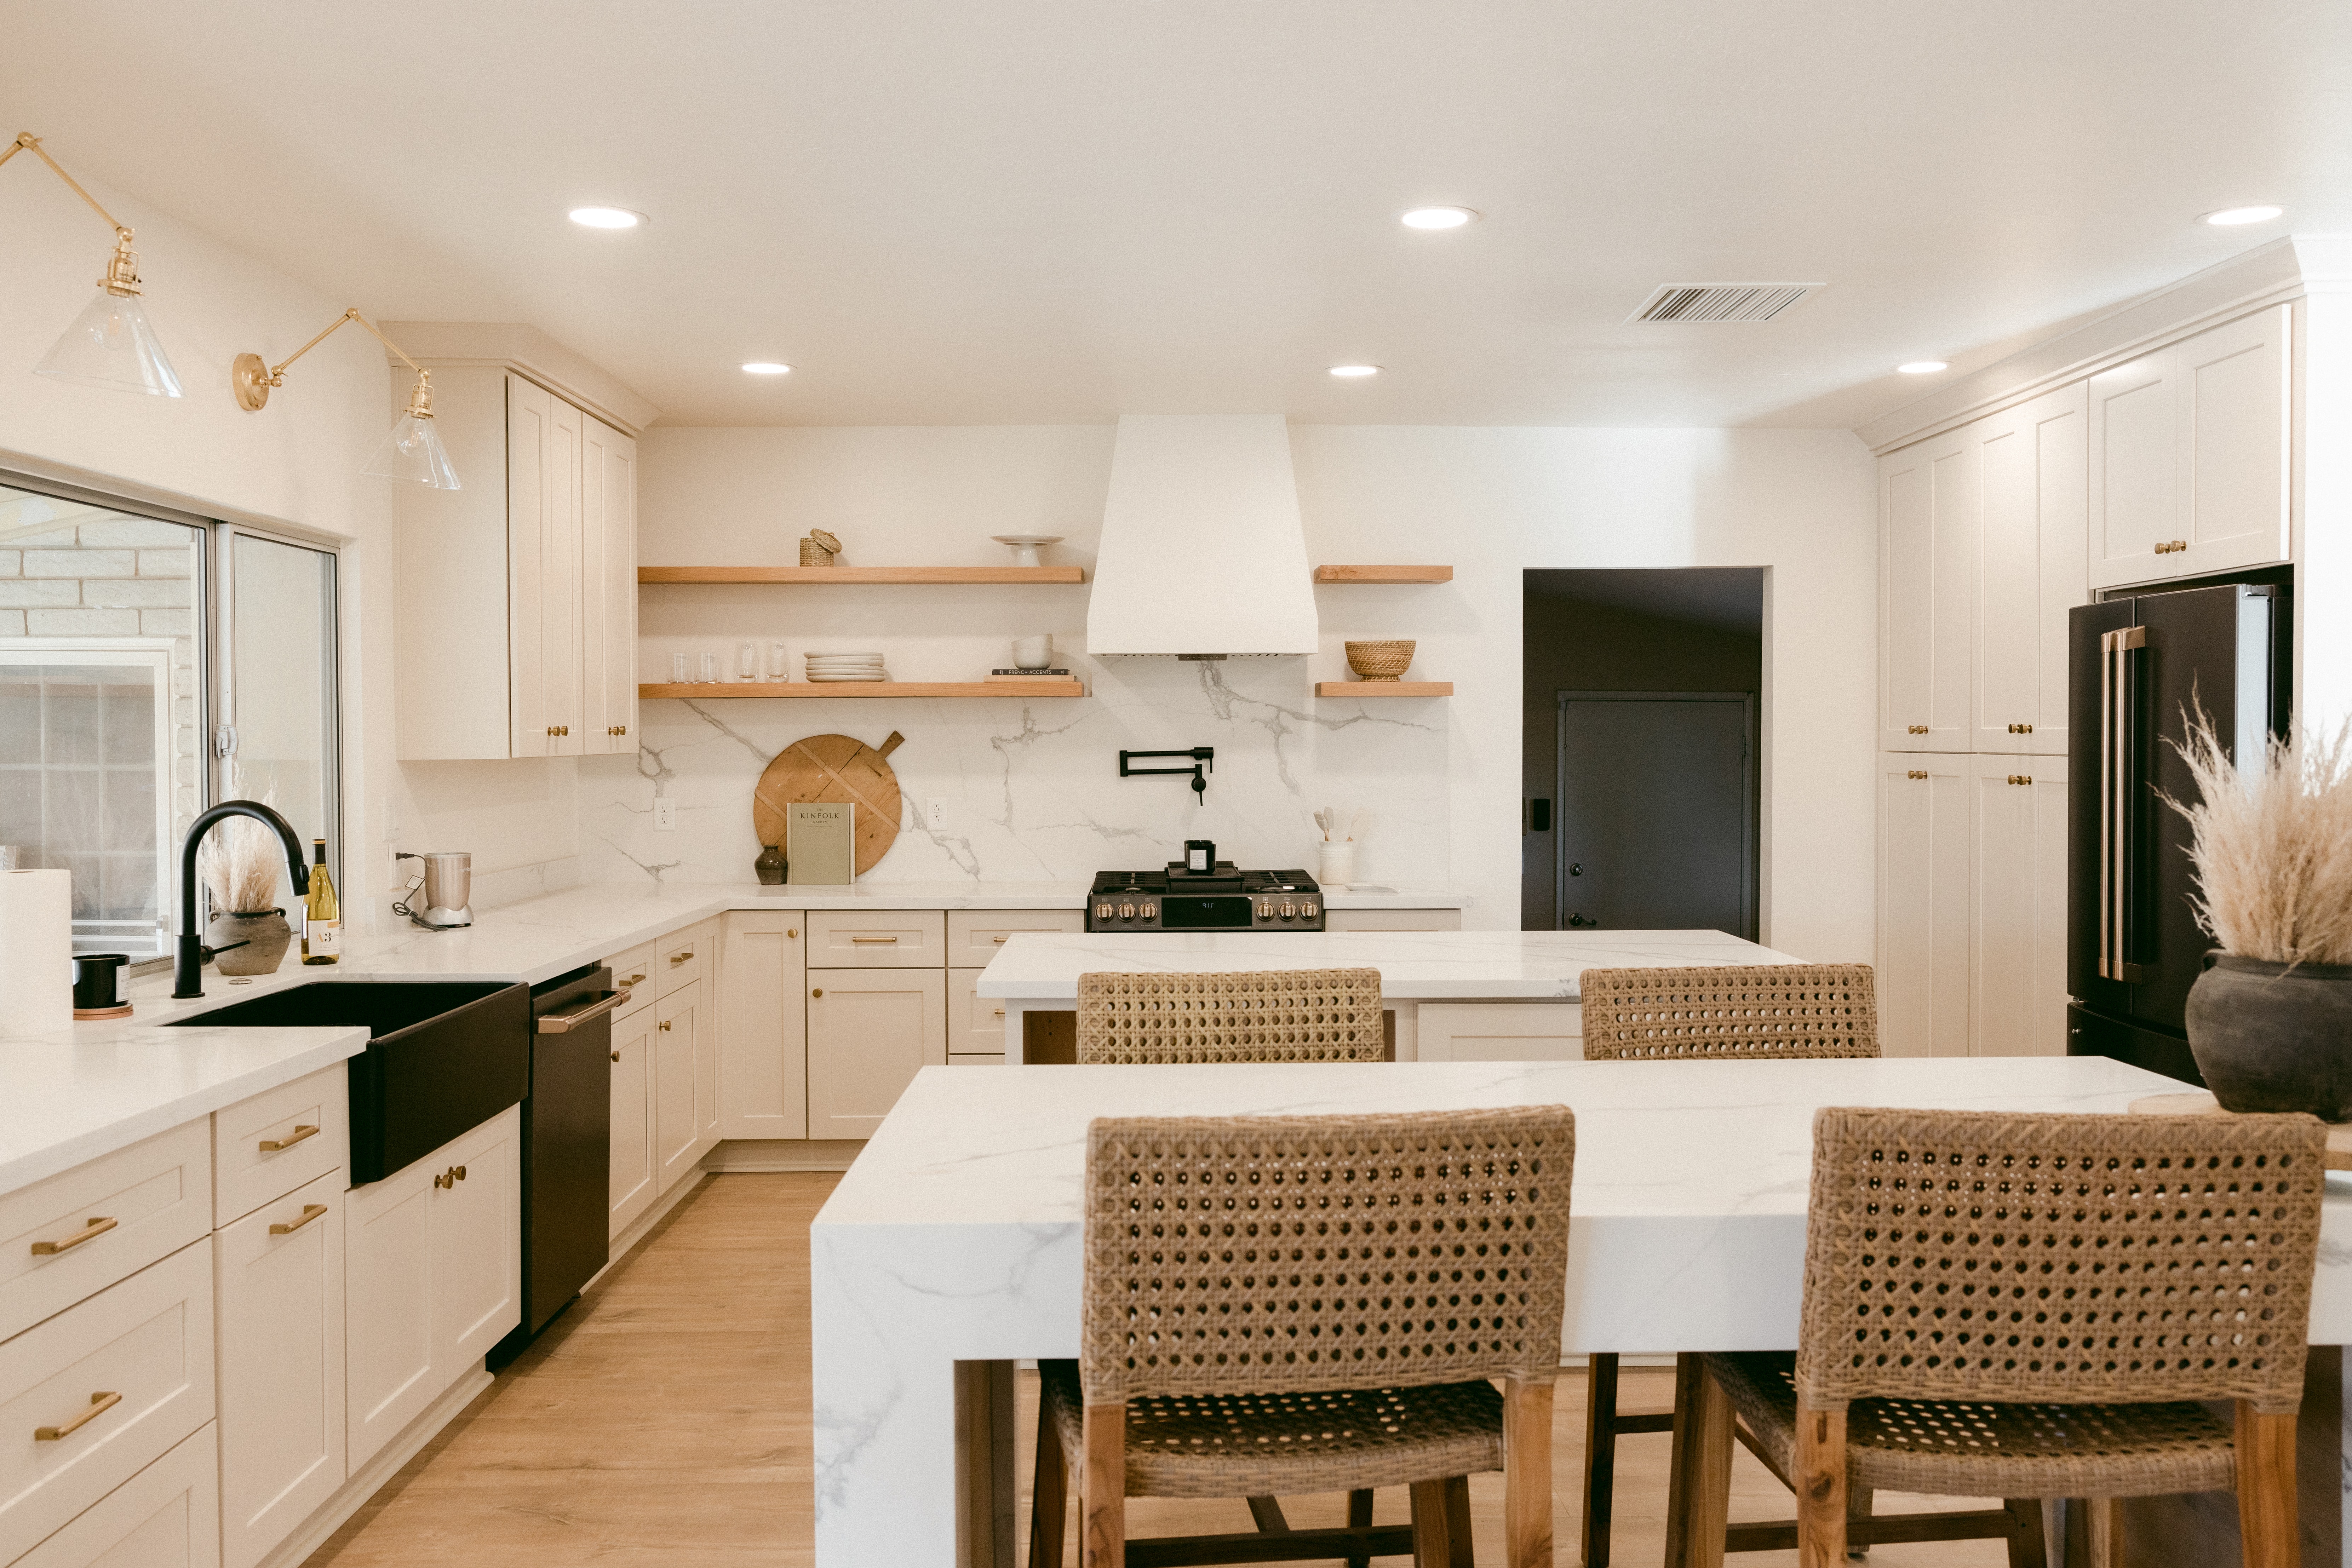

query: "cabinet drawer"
(1323, 908), (1462, 932)
(605, 942), (655, 995)
(14, 1423), (219, 1568)
(947, 970), (1011, 1053)
(0, 1123), (211, 1346)
(945, 909), (1083, 965)
(808, 911), (945, 969)
(947, 1054), (1006, 1068)
(652, 923), (713, 1000)
(213, 1065), (348, 1229)
(1417, 1002), (1582, 1063)
(0, 1241), (214, 1561)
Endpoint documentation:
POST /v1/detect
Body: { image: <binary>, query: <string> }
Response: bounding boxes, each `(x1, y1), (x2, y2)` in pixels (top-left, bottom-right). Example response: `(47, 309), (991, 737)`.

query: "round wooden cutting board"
(752, 731), (905, 876)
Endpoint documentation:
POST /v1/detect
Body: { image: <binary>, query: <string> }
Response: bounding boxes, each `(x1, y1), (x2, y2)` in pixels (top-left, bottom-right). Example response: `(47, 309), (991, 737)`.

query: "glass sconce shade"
(363, 413), (461, 489)
(35, 286), (184, 397)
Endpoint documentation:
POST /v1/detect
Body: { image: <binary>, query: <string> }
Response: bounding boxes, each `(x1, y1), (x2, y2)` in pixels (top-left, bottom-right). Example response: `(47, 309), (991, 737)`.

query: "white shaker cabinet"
(2088, 305), (2291, 589)
(1875, 753), (1972, 1058)
(1971, 384), (2086, 757)
(1878, 430), (1977, 752)
(717, 913), (808, 1140)
(213, 1174), (342, 1568)
(608, 1001), (656, 1241)
(13, 1425), (219, 1568)
(394, 368), (639, 761)
(806, 970), (947, 1139)
(653, 983), (704, 1195)
(1968, 756), (2070, 1059)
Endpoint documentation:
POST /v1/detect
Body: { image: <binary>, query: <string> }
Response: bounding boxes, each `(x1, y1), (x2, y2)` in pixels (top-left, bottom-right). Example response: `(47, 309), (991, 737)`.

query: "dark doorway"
(1523, 570), (1764, 934)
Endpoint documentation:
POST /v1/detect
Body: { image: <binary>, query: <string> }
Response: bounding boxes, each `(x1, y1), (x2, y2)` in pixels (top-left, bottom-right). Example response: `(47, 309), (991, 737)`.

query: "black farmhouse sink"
(171, 980), (528, 1184)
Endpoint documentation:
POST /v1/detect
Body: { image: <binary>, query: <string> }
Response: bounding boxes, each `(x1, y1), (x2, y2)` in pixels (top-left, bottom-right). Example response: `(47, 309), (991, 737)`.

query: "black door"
(1555, 691), (1756, 937)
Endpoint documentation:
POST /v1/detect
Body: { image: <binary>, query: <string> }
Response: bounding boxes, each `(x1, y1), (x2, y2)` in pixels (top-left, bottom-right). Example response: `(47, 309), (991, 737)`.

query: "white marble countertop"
(975, 927), (1798, 1000)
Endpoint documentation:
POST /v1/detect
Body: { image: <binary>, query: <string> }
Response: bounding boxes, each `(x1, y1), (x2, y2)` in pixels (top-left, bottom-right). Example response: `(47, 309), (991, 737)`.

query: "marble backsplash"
(576, 659), (1449, 887)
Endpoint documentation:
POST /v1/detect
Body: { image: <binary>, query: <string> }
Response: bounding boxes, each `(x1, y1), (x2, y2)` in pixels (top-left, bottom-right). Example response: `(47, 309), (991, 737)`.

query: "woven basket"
(799, 537), (837, 566)
(1344, 639), (1414, 680)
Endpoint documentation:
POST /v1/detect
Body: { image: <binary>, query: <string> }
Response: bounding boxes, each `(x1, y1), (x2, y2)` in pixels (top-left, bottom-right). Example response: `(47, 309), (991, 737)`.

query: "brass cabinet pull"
(669, 950), (691, 965)
(433, 1165), (466, 1188)
(1907, 724), (1929, 734)
(269, 1203), (329, 1236)
(453, 1165), (466, 1182)
(658, 1019), (672, 1032)
(992, 935), (1009, 944)
(1906, 770), (1928, 780)
(786, 928), (797, 938)
(30, 1216), (116, 1256)
(992, 1008), (1005, 1017)
(623, 972), (644, 986)
(258, 1124), (319, 1153)
(2007, 722), (2036, 734)
(35, 1391), (120, 1442)
(850, 936), (899, 944)
(610, 1050), (621, 1062)
(2156, 539), (2188, 555)
(811, 988), (824, 998)
(608, 725), (628, 736)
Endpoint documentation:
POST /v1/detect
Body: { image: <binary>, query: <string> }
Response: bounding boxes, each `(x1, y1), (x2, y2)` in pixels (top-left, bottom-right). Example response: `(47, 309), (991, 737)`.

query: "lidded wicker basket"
(1343, 639), (1415, 680)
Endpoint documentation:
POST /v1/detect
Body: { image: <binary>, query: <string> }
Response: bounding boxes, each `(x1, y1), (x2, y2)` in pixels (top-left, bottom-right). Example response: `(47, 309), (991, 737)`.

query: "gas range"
(1086, 863), (1325, 932)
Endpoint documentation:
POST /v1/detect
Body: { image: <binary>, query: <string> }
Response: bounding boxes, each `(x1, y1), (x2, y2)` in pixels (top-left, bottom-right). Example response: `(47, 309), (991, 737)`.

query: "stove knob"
(1256, 901), (1272, 921)
(1120, 903), (1136, 921)
(1095, 902), (1114, 921)
(1142, 902), (1156, 920)
(1302, 901), (1318, 918)
(1279, 902), (1295, 921)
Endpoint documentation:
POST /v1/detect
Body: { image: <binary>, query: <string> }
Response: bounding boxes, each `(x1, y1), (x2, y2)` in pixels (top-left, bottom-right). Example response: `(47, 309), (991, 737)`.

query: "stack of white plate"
(804, 652), (888, 683)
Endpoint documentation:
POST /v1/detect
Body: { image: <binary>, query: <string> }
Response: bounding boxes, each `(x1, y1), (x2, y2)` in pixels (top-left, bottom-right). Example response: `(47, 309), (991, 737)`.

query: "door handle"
(2099, 626), (2147, 982)
(538, 989), (630, 1033)
(850, 936), (899, 944)
(269, 1203), (329, 1236)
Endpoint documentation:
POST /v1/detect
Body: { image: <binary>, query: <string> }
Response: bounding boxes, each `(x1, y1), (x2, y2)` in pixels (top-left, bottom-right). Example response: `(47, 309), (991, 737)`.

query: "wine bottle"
(301, 838), (341, 965)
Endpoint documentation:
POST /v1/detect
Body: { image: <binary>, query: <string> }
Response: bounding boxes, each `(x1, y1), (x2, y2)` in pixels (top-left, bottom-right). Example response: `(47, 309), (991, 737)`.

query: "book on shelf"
(986, 668), (1072, 679)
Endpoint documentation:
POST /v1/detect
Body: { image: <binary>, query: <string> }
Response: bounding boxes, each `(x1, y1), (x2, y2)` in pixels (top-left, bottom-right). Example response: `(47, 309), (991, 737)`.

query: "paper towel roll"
(0, 871), (74, 1038)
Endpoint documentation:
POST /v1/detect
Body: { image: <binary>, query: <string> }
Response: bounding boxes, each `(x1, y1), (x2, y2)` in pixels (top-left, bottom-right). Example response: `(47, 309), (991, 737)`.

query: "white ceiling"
(6, 1), (2348, 429)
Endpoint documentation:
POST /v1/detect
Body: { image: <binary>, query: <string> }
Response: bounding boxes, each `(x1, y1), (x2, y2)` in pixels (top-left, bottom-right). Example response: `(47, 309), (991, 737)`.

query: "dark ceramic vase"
(2184, 952), (2352, 1120)
(754, 844), (787, 886)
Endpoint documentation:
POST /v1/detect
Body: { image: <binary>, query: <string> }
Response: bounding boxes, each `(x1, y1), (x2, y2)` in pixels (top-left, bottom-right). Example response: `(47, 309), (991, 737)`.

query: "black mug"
(72, 953), (130, 1013)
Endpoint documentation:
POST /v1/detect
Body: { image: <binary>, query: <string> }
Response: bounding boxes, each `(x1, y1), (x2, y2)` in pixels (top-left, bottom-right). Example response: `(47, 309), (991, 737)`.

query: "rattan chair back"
(1580, 963), (1878, 1060)
(1076, 967), (1384, 1063)
(1797, 1107), (2327, 1415)
(1077, 1108), (1576, 1403)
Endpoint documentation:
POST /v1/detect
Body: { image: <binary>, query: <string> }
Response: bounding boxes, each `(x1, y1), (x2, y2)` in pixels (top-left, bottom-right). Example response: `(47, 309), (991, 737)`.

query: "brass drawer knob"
(659, 1019), (672, 1032)
(1907, 724), (1929, 734)
(1907, 770), (1928, 780)
(811, 988), (824, 998)
(611, 1051), (621, 1062)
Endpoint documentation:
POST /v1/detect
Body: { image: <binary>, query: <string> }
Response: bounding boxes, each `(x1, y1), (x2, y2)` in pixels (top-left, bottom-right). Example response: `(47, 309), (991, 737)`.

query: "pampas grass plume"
(2162, 709), (2352, 966)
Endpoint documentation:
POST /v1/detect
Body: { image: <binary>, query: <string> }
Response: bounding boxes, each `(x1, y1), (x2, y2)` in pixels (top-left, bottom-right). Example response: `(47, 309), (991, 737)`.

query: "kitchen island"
(976, 927), (1803, 1059)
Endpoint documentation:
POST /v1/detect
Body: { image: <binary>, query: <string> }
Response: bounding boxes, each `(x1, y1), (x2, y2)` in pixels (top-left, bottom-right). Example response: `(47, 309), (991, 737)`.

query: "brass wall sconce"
(234, 309), (460, 490)
(0, 132), (183, 397)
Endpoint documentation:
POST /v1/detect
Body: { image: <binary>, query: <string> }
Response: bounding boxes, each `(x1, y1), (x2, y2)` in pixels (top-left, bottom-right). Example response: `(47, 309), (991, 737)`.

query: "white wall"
(591, 423), (1876, 954)
(0, 151), (551, 924)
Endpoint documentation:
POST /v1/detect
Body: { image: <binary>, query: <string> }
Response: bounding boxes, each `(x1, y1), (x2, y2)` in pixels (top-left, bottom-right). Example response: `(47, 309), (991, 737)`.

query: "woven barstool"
(1029, 1107), (1576, 1568)
(1674, 1107), (2327, 1568)
(1075, 968), (1385, 1064)
(1574, 963), (1877, 1568)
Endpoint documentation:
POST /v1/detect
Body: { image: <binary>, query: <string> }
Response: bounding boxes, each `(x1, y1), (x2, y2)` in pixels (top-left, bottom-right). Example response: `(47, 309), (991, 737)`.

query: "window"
(0, 476), (338, 961)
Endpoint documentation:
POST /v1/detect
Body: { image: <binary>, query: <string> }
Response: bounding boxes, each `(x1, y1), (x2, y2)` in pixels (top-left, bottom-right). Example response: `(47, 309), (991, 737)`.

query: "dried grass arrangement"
(2163, 710), (2352, 966)
(197, 786), (287, 915)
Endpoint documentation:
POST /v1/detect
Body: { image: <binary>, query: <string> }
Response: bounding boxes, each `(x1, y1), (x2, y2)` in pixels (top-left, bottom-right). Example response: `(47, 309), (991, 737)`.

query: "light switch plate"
(654, 798), (678, 831)
(925, 798), (947, 829)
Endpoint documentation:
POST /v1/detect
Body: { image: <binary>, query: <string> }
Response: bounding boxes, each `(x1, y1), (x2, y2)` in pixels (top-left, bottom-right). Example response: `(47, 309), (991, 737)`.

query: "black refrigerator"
(2066, 581), (2290, 1082)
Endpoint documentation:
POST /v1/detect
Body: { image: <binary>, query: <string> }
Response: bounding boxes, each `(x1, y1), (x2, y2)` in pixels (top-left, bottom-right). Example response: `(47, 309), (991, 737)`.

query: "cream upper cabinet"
(2088, 305), (2291, 589)
(1875, 753), (1971, 1058)
(394, 367), (642, 761)
(1972, 384), (2087, 757)
(1967, 756), (2069, 1059)
(579, 415), (639, 754)
(1878, 430), (1976, 751)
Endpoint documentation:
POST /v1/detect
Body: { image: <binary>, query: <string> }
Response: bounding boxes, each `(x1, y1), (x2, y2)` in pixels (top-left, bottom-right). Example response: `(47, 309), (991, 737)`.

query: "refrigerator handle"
(2098, 625), (2147, 983)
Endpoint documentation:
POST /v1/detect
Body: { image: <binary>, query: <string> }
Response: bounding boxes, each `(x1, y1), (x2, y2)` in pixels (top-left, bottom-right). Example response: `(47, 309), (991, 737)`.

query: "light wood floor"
(304, 1173), (2009, 1567)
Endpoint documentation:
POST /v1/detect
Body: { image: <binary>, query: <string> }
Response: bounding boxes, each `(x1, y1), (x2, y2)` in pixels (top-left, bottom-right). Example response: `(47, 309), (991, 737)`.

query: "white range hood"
(1085, 414), (1319, 656)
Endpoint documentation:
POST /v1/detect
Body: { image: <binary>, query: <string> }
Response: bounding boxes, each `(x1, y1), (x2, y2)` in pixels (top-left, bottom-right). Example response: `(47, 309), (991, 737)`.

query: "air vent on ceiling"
(1631, 282), (1822, 323)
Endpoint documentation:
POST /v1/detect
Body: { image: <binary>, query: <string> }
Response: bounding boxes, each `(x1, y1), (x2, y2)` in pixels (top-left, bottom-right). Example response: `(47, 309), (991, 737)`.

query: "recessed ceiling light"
(740, 362), (792, 375)
(1896, 361), (1949, 375)
(2202, 205), (2284, 227)
(568, 206), (646, 230)
(1328, 364), (1381, 378)
(1401, 206), (1477, 230)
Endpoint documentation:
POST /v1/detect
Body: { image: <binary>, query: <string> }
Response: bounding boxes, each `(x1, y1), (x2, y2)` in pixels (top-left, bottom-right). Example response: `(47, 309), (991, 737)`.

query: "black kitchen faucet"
(1118, 746), (1215, 796)
(173, 800), (310, 999)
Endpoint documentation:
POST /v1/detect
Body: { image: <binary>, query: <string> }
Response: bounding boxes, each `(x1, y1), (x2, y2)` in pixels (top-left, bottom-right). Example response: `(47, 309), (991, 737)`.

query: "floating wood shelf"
(638, 565), (1085, 585)
(1312, 564), (1453, 583)
(639, 681), (1088, 700)
(1315, 681), (1453, 697)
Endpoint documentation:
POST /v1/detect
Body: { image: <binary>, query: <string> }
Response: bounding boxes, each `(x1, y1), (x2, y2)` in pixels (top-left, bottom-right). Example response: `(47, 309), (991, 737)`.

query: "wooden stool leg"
(1505, 1375), (1555, 1568)
(1345, 1488), (1376, 1568)
(1793, 1403), (1848, 1568)
(1029, 1397), (1067, 1568)
(1998, 1498), (2046, 1568)
(1677, 1365), (1734, 1568)
(1845, 1482), (1873, 1562)
(1446, 1475), (1475, 1568)
(1581, 1352), (1620, 1568)
(1080, 1403), (1125, 1568)
(1662, 1354), (1705, 1568)
(1412, 1478), (1459, 1568)
(2082, 1497), (2122, 1568)
(2236, 1401), (2298, 1568)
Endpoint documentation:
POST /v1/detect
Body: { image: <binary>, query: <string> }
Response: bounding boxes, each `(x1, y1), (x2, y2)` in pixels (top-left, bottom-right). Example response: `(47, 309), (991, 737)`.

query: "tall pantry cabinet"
(393, 367), (639, 760)
(1875, 304), (2293, 1056)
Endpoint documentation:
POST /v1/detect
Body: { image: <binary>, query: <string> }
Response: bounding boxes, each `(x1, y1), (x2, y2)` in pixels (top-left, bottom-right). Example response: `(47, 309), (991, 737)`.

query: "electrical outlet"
(654, 798), (678, 831)
(925, 798), (947, 829)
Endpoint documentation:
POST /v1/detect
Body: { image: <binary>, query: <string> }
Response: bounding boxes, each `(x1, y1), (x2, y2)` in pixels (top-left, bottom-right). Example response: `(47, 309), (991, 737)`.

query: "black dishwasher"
(495, 964), (621, 1361)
